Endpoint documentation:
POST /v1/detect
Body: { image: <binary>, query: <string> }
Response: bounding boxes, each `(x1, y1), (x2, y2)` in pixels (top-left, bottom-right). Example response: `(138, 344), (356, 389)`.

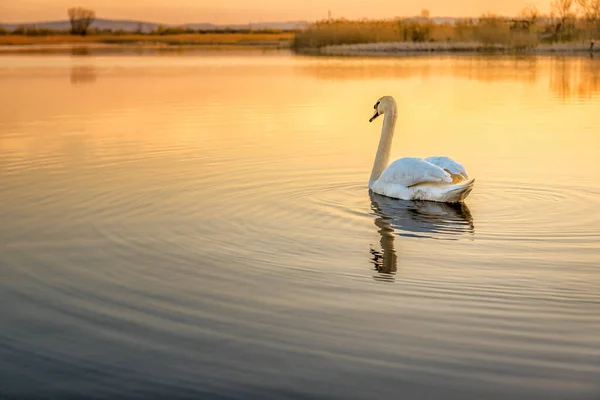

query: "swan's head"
(369, 96), (397, 123)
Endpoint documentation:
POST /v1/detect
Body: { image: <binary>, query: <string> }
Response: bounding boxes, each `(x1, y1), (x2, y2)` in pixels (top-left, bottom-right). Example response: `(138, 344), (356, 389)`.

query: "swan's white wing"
(424, 156), (468, 179)
(378, 157), (452, 187)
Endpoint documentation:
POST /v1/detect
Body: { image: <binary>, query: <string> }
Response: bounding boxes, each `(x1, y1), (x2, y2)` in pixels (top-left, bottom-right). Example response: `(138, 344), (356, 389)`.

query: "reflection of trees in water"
(298, 55), (600, 99)
(71, 47), (92, 56)
(549, 57), (600, 99)
(369, 192), (474, 282)
(70, 66), (97, 84)
(296, 56), (539, 82)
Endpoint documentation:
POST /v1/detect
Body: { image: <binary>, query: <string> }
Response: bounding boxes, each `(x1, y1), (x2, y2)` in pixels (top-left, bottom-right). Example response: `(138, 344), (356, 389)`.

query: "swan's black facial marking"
(370, 100), (382, 122)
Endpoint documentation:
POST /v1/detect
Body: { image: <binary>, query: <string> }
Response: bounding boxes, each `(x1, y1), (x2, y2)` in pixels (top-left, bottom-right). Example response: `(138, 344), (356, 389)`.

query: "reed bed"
(0, 32), (293, 47)
(293, 18), (599, 52)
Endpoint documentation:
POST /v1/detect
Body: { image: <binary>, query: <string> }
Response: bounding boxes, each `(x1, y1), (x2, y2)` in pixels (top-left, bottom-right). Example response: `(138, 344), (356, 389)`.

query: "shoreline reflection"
(70, 65), (97, 84)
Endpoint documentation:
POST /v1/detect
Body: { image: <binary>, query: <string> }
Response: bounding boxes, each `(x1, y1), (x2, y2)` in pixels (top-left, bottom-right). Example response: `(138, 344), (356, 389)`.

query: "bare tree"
(421, 9), (430, 19)
(551, 0), (576, 39)
(577, 0), (600, 35)
(68, 7), (96, 36)
(578, 0), (600, 19)
(552, 0), (575, 24)
(519, 4), (540, 24)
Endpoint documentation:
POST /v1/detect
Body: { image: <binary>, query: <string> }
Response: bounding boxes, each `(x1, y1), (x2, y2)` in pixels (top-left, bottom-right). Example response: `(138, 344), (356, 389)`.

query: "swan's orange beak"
(369, 110), (380, 122)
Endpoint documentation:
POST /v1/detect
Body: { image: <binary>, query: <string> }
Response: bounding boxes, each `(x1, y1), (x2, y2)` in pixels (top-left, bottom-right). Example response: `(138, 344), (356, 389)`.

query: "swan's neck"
(369, 108), (397, 187)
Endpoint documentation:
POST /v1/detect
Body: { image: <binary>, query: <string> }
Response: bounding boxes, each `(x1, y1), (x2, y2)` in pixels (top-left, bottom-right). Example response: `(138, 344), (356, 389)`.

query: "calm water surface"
(1, 51), (599, 399)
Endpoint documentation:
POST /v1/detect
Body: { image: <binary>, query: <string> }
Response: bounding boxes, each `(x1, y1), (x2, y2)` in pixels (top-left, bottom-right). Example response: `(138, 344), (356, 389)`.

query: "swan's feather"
(370, 157), (474, 202)
(410, 179), (475, 203)
(377, 157), (452, 187)
(372, 179), (475, 203)
(424, 156), (469, 181)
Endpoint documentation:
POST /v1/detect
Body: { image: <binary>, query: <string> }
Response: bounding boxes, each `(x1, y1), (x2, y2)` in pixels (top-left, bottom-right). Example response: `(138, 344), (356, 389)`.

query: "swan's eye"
(374, 101), (380, 110)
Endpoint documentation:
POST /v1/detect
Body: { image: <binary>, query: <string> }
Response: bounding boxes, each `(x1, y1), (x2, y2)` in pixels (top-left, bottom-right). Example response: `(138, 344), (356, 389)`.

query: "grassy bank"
(0, 32), (294, 48)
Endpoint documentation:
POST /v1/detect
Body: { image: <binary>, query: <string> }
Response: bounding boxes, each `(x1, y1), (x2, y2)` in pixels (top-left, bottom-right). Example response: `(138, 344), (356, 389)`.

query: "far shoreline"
(0, 36), (597, 57)
(0, 33), (293, 53)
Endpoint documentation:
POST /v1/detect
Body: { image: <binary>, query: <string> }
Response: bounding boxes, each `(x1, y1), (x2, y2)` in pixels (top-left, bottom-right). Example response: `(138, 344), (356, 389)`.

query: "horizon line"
(1, 14), (543, 27)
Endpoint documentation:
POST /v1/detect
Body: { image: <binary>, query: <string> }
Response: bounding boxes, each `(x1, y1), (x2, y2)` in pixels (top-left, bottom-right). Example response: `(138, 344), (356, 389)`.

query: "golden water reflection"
(297, 55), (600, 99)
(549, 57), (600, 99)
(1, 53), (599, 192)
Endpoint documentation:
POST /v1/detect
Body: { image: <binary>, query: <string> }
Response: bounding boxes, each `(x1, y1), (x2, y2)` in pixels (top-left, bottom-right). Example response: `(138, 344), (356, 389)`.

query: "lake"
(1, 51), (599, 399)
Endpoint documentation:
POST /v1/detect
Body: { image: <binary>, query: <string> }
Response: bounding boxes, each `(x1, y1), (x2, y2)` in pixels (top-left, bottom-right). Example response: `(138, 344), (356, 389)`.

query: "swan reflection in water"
(369, 192), (474, 282)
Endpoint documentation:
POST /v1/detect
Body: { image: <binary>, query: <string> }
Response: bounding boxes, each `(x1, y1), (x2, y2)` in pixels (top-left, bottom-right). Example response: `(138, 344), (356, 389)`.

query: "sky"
(2, 0), (551, 24)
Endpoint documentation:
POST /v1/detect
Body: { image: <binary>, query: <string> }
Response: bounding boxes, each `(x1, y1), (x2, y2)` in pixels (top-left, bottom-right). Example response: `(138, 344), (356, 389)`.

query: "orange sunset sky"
(2, 0), (551, 24)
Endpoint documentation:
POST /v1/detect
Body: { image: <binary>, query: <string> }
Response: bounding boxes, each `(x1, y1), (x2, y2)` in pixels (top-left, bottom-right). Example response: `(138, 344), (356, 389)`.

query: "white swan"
(368, 96), (474, 203)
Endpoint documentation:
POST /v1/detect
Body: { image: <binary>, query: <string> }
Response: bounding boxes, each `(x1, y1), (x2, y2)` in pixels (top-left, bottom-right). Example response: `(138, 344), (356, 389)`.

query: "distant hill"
(0, 18), (309, 32)
(183, 21), (310, 31)
(402, 17), (466, 24)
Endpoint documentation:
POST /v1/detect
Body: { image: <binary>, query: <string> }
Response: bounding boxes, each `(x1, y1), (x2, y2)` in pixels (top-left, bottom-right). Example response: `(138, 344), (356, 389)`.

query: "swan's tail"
(441, 179), (475, 203)
(410, 178), (475, 203)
